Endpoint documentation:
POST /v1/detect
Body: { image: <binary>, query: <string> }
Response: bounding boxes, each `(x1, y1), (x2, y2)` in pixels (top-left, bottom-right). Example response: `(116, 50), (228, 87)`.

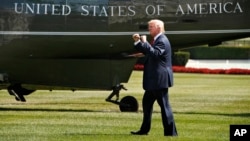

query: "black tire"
(8, 84), (35, 96)
(8, 84), (35, 102)
(119, 96), (138, 112)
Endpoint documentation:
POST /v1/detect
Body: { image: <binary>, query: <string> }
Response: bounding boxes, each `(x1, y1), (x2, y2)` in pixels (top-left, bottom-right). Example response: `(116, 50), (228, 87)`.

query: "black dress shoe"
(131, 131), (148, 135)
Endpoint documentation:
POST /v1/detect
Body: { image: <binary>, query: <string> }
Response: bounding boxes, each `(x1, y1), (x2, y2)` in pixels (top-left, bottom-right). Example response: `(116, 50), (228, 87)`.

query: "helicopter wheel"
(119, 96), (138, 112)
(7, 84), (35, 102)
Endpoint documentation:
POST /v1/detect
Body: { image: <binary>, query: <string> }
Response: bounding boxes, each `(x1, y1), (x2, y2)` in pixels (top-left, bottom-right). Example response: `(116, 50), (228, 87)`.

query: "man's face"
(148, 23), (158, 37)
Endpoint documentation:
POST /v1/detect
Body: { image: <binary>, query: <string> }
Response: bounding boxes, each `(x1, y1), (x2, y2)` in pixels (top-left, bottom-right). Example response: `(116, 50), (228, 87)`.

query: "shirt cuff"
(134, 40), (141, 45)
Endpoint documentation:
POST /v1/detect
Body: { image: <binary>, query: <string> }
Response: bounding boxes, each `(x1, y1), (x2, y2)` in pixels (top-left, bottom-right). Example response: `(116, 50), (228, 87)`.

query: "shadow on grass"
(63, 133), (132, 136)
(0, 107), (249, 117)
(0, 107), (96, 112)
(175, 111), (250, 118)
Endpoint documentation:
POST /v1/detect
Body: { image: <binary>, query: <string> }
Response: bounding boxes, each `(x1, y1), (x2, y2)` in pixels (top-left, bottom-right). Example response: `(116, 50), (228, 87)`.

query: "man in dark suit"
(131, 19), (178, 136)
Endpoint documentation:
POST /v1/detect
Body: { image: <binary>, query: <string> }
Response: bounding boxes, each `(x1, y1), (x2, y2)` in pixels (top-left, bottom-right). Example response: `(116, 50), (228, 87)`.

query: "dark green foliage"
(172, 51), (190, 66)
(182, 47), (250, 59)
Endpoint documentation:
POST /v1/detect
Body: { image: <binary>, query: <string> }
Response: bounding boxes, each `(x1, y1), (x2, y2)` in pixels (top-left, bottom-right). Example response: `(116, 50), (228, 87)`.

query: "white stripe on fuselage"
(0, 29), (250, 36)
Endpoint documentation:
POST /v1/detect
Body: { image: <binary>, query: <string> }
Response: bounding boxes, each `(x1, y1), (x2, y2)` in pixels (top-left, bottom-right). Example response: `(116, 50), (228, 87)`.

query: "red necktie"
(150, 39), (154, 45)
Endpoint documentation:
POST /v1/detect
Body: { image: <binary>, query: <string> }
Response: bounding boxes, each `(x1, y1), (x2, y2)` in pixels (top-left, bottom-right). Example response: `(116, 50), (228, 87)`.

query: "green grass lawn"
(0, 71), (249, 141)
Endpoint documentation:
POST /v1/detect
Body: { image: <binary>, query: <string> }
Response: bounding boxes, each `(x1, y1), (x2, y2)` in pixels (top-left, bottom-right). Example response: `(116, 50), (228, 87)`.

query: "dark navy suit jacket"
(135, 34), (173, 91)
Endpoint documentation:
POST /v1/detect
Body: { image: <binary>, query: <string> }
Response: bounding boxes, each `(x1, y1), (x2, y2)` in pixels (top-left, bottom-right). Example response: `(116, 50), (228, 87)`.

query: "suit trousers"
(140, 88), (178, 136)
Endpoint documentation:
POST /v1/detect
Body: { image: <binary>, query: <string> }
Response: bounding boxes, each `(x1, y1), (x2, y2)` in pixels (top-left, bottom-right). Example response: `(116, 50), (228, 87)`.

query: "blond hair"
(148, 19), (165, 33)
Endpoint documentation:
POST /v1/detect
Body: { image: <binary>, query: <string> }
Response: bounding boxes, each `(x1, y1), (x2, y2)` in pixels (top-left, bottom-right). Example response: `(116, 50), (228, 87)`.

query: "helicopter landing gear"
(106, 84), (138, 112)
